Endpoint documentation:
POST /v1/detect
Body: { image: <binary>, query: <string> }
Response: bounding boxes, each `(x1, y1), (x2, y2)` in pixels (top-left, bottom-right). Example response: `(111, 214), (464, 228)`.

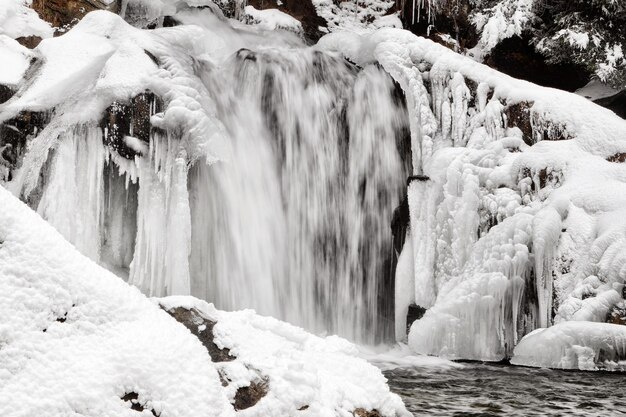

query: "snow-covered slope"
(320, 28), (626, 365)
(0, 184), (408, 416)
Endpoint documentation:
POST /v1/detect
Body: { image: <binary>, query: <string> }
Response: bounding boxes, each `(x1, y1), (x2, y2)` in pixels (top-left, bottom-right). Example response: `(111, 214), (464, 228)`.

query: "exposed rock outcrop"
(161, 305), (235, 362)
(31, 0), (119, 33)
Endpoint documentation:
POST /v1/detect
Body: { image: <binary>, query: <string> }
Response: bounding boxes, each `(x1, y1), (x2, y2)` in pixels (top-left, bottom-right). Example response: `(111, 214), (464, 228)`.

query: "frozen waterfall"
(7, 12), (410, 344)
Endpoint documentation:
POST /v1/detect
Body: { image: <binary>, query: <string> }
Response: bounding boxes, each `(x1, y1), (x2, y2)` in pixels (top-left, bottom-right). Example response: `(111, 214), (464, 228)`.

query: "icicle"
(532, 206), (563, 328)
(129, 131), (191, 297)
(36, 125), (107, 262)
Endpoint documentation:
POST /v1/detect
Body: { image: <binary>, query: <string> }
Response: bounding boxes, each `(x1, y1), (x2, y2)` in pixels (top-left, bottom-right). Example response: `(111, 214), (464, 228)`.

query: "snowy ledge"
(511, 322), (626, 372)
(0, 185), (408, 416)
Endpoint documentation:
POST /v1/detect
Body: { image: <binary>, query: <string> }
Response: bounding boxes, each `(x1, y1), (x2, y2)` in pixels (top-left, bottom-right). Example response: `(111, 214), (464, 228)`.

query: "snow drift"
(0, 184), (408, 417)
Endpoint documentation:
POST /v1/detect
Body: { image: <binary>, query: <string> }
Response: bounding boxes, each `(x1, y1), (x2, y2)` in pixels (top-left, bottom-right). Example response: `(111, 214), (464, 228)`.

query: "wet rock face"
(505, 101), (534, 146)
(0, 85), (14, 104)
(0, 110), (51, 180)
(31, 0), (119, 33)
(101, 91), (162, 159)
(162, 306), (235, 362)
(246, 0), (326, 42)
(398, 0), (478, 51)
(406, 304), (426, 335)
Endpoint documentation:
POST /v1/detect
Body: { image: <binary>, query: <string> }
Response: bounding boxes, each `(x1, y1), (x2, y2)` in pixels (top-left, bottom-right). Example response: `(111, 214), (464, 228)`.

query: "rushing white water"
(192, 49), (410, 341)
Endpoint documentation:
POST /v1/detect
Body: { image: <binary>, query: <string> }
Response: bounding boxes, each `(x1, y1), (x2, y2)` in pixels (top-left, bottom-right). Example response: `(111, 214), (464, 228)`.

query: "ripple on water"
(384, 363), (626, 416)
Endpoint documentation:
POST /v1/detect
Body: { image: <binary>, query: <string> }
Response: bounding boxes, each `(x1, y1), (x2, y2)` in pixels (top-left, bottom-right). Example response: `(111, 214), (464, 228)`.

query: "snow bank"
(511, 322), (626, 371)
(0, 184), (409, 416)
(242, 6), (302, 34)
(0, 35), (31, 87)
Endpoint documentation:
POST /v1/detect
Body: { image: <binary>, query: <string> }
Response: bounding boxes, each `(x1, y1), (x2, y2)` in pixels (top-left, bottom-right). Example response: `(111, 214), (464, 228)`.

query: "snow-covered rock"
(511, 322), (626, 371)
(242, 5), (303, 34)
(0, 184), (409, 416)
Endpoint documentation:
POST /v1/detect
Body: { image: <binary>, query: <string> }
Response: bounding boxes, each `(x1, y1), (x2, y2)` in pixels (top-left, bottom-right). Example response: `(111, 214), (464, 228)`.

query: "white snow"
(0, 0), (53, 39)
(312, 0), (399, 33)
(0, 184), (409, 416)
(511, 322), (626, 371)
(0, 34), (31, 86)
(242, 6), (302, 34)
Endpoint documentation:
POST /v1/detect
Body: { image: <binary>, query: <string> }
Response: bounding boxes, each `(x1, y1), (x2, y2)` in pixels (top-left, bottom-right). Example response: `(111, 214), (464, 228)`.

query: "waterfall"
(12, 43), (410, 344)
(190, 49), (410, 342)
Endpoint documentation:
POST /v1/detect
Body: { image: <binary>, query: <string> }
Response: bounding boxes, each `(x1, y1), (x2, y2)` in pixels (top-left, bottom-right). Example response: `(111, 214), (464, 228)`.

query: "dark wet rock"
(406, 304), (426, 335)
(0, 85), (14, 104)
(398, 0), (478, 51)
(505, 101), (534, 145)
(233, 377), (269, 411)
(0, 110), (52, 179)
(121, 392), (159, 416)
(391, 196), (409, 254)
(101, 91), (162, 159)
(595, 90), (626, 119)
(353, 408), (382, 417)
(161, 305), (235, 363)
(485, 36), (590, 92)
(15, 36), (43, 49)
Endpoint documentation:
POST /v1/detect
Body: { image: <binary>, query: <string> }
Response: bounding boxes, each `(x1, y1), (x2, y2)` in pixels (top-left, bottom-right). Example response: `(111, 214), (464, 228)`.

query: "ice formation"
(320, 28), (626, 360)
(0, 184), (409, 417)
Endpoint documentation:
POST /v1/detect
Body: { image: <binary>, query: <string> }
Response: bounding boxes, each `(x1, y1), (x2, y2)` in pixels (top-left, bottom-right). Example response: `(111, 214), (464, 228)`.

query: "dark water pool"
(385, 363), (626, 416)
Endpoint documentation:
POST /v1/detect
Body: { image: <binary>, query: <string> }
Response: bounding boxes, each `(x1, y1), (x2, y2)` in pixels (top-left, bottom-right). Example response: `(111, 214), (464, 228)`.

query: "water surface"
(385, 362), (626, 416)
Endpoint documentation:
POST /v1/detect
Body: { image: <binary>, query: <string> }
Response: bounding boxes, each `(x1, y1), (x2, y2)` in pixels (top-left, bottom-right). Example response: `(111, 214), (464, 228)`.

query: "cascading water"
(190, 49), (410, 342)
(8, 11), (410, 344)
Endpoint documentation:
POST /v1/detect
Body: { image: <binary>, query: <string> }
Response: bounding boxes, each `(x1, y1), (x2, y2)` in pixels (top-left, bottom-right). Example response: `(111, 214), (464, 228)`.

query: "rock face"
(0, 110), (51, 181)
(101, 91), (162, 159)
(31, 0), (119, 33)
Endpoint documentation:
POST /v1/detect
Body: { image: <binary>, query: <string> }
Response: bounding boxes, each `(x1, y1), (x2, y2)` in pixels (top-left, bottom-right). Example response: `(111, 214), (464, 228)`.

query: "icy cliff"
(320, 29), (626, 362)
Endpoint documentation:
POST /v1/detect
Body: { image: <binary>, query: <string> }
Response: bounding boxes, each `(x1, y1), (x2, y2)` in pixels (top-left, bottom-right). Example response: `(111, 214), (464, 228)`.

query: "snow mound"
(0, 0), (53, 39)
(511, 322), (626, 371)
(0, 35), (31, 87)
(0, 185), (408, 417)
(242, 6), (302, 34)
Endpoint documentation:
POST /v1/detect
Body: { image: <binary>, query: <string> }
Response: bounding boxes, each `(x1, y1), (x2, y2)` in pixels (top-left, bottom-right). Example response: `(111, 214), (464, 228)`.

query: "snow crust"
(0, 184), (408, 416)
(511, 322), (626, 371)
